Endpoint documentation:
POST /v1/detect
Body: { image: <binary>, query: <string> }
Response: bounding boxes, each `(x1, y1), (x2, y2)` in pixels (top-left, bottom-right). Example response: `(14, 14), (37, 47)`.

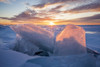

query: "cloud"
(1, 9), (36, 21)
(61, 14), (100, 23)
(0, 17), (10, 20)
(81, 14), (100, 20)
(32, 0), (86, 8)
(64, 0), (100, 13)
(27, 0), (98, 17)
(0, 9), (55, 24)
(0, 0), (9, 3)
(23, 0), (88, 20)
(0, 0), (15, 3)
(1, 13), (100, 25)
(11, 10), (55, 22)
(48, 5), (63, 13)
(23, 0), (97, 20)
(11, 10), (36, 20)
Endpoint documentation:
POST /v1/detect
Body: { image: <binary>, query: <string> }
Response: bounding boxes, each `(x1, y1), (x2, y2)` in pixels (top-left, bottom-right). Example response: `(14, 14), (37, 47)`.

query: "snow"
(0, 48), (98, 67)
(0, 24), (100, 67)
(22, 62), (41, 67)
(11, 24), (87, 56)
(11, 24), (54, 53)
(23, 54), (96, 67)
(13, 34), (40, 55)
(0, 49), (34, 67)
(0, 25), (16, 49)
(54, 24), (87, 56)
(96, 56), (100, 67)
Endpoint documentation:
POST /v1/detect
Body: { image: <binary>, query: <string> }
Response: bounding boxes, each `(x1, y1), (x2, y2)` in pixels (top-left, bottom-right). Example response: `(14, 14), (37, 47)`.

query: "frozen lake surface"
(0, 25), (100, 52)
(0, 25), (100, 67)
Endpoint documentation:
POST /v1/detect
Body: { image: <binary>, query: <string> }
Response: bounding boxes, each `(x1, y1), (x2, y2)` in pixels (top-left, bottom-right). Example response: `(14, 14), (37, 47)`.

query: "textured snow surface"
(0, 24), (100, 67)
(0, 49), (34, 67)
(55, 24), (87, 56)
(13, 35), (40, 55)
(11, 24), (54, 53)
(0, 26), (16, 49)
(21, 62), (41, 67)
(11, 24), (87, 56)
(0, 48), (99, 67)
(96, 56), (100, 67)
(23, 54), (96, 67)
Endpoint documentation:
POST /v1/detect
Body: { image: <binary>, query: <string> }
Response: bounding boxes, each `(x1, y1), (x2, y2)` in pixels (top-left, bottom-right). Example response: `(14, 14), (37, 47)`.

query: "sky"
(0, 0), (100, 25)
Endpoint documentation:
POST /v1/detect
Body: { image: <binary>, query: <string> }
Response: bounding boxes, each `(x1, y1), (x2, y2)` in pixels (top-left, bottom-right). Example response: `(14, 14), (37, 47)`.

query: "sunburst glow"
(49, 22), (55, 25)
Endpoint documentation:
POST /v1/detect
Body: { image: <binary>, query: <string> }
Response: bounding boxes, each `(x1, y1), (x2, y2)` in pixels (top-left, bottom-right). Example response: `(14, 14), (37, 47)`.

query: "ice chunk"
(24, 54), (96, 67)
(54, 24), (87, 56)
(13, 34), (40, 55)
(11, 24), (54, 53)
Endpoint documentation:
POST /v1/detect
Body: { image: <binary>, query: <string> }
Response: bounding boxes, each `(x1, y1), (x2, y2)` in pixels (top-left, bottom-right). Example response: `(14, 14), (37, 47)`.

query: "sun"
(49, 22), (55, 25)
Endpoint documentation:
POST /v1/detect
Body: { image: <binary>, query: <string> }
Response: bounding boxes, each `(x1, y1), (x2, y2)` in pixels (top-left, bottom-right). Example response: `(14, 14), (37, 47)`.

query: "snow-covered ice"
(0, 25), (16, 49)
(13, 35), (40, 55)
(0, 24), (100, 67)
(11, 24), (54, 54)
(54, 24), (87, 56)
(0, 49), (34, 67)
(11, 24), (87, 56)
(21, 62), (41, 67)
(0, 48), (99, 67)
(22, 54), (96, 67)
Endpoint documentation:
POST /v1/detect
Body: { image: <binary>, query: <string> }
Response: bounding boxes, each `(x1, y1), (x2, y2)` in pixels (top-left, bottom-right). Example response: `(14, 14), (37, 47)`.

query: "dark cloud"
(81, 14), (100, 20)
(0, 9), (54, 23)
(0, 17), (10, 20)
(32, 0), (85, 8)
(64, 0), (100, 13)
(48, 5), (63, 13)
(7, 9), (37, 21)
(31, 0), (100, 14)
(62, 14), (100, 23)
